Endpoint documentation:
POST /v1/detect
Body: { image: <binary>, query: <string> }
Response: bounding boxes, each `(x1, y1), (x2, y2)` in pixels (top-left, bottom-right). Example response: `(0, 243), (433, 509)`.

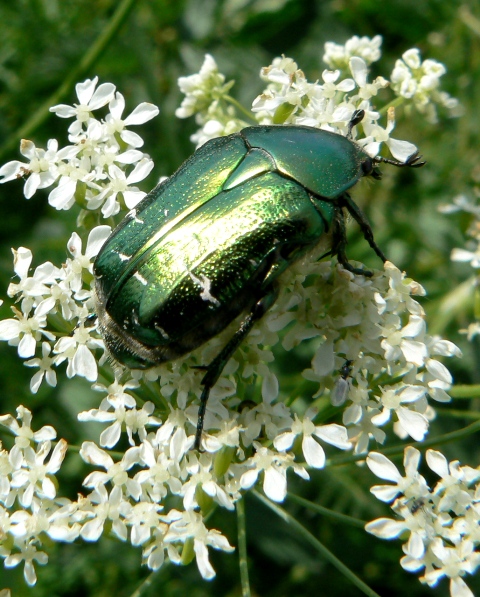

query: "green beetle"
(93, 110), (423, 448)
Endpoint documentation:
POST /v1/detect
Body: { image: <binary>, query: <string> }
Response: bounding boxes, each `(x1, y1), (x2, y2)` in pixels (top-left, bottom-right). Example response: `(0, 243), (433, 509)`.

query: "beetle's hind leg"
(194, 286), (279, 450)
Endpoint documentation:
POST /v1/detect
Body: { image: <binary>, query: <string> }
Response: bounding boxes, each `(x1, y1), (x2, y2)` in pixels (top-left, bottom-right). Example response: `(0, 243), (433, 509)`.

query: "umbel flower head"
(366, 448), (480, 597)
(0, 35), (464, 593)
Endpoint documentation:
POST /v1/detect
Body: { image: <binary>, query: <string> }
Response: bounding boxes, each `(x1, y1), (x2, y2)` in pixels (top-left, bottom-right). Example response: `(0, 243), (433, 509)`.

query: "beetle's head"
(361, 156), (382, 180)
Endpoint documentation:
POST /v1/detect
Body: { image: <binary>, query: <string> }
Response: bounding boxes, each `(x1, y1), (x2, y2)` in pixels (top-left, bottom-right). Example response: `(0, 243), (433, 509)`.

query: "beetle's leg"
(375, 152), (425, 168)
(195, 286), (279, 450)
(340, 194), (387, 264)
(330, 203), (374, 277)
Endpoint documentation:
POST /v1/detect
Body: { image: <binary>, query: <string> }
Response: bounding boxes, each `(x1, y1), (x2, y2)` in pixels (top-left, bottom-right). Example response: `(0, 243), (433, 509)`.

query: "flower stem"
(129, 568), (168, 597)
(236, 497), (251, 597)
(0, 0), (138, 161)
(287, 492), (367, 528)
(435, 407), (480, 419)
(377, 96), (405, 116)
(449, 384), (480, 399)
(253, 490), (382, 597)
(224, 95), (258, 124)
(329, 419), (480, 466)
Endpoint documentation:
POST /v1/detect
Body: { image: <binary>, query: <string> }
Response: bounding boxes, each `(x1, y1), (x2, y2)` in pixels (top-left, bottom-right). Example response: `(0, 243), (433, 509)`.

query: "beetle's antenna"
(347, 109), (365, 139)
(375, 151), (426, 168)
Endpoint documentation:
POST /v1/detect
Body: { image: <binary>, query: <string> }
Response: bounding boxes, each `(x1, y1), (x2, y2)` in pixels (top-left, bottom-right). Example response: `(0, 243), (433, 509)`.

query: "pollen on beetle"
(133, 272), (149, 286)
(188, 271), (221, 306)
(127, 208), (145, 224)
(155, 325), (170, 339)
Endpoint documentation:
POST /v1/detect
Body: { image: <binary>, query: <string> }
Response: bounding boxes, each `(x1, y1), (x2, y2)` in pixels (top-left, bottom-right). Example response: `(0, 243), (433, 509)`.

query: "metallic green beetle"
(93, 110), (423, 448)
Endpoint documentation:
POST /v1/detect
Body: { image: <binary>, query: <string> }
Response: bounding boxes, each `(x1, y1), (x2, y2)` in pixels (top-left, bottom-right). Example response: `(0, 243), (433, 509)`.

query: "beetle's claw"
(338, 261), (373, 277)
(348, 266), (373, 277)
(406, 151), (426, 168)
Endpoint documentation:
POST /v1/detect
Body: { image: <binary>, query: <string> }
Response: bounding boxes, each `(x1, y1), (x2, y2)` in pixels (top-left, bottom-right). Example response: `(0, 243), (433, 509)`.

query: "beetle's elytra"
(93, 110), (424, 448)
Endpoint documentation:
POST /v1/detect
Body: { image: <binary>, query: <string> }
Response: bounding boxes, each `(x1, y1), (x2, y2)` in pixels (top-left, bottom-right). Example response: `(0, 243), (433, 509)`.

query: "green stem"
(377, 96), (405, 116)
(449, 384), (480, 399)
(328, 419), (480, 466)
(253, 490), (381, 597)
(427, 277), (475, 335)
(435, 408), (480, 420)
(130, 569), (162, 597)
(224, 95), (258, 124)
(0, 0), (138, 161)
(287, 492), (367, 528)
(236, 497), (251, 597)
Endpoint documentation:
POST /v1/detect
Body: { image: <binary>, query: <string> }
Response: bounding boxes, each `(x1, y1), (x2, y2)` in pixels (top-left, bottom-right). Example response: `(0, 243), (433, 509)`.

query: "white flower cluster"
(179, 37), (457, 162)
(366, 447), (480, 597)
(0, 77), (158, 217)
(0, 407), (68, 585)
(0, 227), (110, 387)
(176, 54), (245, 146)
(323, 35), (383, 68)
(391, 49), (460, 123)
(266, 257), (460, 453)
(0, 406), (234, 584)
(0, 39), (464, 588)
(0, 245), (461, 583)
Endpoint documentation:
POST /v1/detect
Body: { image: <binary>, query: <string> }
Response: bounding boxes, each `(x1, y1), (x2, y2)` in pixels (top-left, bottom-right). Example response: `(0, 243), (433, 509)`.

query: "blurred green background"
(0, 0), (479, 595)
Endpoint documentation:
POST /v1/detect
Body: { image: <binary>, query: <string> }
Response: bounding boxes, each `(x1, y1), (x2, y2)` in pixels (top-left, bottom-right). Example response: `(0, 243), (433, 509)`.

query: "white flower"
(349, 57), (388, 100)
(3, 538), (48, 586)
(424, 538), (480, 590)
(100, 158), (154, 214)
(10, 440), (67, 507)
(323, 35), (383, 69)
(367, 447), (430, 502)
(426, 450), (480, 515)
(53, 325), (100, 382)
(80, 484), (130, 542)
(64, 226), (111, 293)
(274, 409), (351, 468)
(163, 509), (234, 580)
(105, 92), (159, 147)
(80, 441), (141, 499)
(360, 109), (418, 161)
(0, 406), (56, 458)
(135, 439), (183, 502)
(79, 379), (161, 447)
(367, 447), (480, 597)
(181, 452), (235, 511)
(240, 444), (309, 502)
(0, 303), (55, 358)
(124, 501), (163, 546)
(0, 139), (77, 199)
(390, 49), (459, 122)
(176, 55), (234, 119)
(50, 76), (116, 136)
(7, 247), (58, 302)
(24, 342), (57, 393)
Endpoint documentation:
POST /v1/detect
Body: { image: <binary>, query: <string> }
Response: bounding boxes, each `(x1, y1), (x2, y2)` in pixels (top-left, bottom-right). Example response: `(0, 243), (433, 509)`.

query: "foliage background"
(0, 0), (479, 595)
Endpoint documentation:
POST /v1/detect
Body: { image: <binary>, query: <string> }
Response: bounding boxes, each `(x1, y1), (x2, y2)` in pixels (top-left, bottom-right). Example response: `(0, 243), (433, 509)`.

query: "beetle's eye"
(361, 157), (374, 176)
(362, 157), (382, 180)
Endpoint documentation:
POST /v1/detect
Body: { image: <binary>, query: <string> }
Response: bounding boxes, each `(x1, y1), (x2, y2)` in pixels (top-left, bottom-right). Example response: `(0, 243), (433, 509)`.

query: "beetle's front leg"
(194, 286), (279, 450)
(340, 193), (387, 264)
